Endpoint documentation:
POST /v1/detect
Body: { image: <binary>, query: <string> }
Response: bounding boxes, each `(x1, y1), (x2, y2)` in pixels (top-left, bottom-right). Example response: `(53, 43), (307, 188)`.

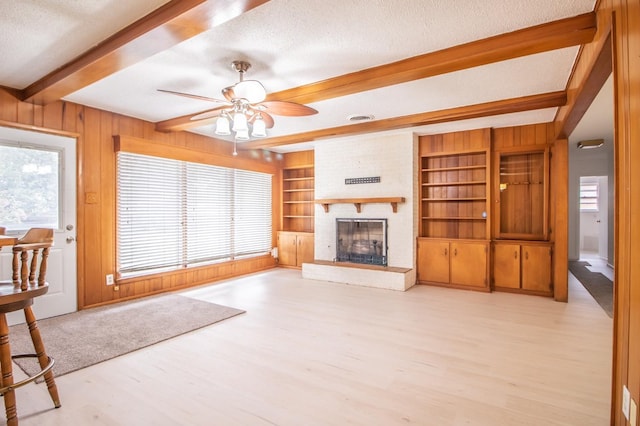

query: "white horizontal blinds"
(186, 162), (232, 264)
(116, 151), (273, 278)
(117, 152), (184, 276)
(233, 169), (272, 257)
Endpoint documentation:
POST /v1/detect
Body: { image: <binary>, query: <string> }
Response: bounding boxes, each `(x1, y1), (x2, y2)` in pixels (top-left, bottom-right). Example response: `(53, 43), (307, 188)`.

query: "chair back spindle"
(10, 228), (54, 291)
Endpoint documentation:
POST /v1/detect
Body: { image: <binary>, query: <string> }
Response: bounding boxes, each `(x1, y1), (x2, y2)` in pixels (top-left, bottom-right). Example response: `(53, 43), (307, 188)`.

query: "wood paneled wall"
(586, 0), (640, 424)
(0, 89), (279, 309)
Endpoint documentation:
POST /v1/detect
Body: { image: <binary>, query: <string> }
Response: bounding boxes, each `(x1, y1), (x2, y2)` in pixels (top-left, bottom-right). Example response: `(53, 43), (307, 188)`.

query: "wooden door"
(417, 239), (450, 284)
(450, 241), (488, 288)
(521, 244), (552, 293)
(493, 243), (521, 289)
(277, 231), (298, 267)
(296, 233), (315, 267)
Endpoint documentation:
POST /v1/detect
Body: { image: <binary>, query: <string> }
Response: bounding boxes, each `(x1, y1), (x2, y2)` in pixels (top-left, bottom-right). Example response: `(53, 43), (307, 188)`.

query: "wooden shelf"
(422, 181), (486, 187)
(422, 197), (486, 201)
(422, 165), (486, 172)
(284, 188), (314, 193)
(422, 216), (487, 220)
(315, 197), (406, 213)
(283, 177), (314, 182)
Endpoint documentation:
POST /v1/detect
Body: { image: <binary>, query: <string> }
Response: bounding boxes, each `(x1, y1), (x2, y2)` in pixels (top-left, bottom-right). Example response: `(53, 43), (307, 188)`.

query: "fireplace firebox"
(336, 218), (387, 266)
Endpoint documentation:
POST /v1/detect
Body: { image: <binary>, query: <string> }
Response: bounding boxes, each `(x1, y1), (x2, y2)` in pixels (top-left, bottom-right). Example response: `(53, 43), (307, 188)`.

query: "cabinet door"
(495, 149), (549, 240)
(417, 239), (450, 284)
(296, 234), (314, 266)
(493, 243), (521, 289)
(521, 244), (552, 293)
(450, 242), (487, 288)
(277, 232), (298, 267)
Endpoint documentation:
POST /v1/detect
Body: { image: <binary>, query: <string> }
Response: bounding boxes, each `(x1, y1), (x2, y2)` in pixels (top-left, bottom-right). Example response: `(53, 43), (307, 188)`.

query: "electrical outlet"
(106, 274), (114, 285)
(623, 386), (631, 420)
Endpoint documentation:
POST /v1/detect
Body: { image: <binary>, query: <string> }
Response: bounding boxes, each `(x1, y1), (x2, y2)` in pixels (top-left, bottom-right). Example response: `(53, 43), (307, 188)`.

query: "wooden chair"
(0, 228), (60, 425)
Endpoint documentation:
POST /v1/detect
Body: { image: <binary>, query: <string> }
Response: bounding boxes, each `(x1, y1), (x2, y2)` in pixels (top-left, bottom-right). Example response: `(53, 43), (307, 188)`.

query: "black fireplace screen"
(336, 218), (387, 266)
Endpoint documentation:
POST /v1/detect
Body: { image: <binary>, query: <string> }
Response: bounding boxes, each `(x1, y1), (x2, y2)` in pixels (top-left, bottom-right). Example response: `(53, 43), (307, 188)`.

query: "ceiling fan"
(158, 60), (318, 140)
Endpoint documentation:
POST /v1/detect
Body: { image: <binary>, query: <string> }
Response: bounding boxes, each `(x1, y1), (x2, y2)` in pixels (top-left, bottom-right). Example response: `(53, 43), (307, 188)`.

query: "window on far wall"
(116, 152), (272, 278)
(579, 180), (599, 212)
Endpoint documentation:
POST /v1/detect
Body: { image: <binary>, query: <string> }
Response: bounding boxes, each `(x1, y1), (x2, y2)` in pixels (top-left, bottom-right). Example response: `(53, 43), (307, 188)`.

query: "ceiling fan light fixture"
(234, 80), (266, 104)
(232, 111), (248, 132)
(251, 115), (267, 138)
(162, 60), (318, 154)
(235, 128), (250, 141)
(215, 115), (231, 135)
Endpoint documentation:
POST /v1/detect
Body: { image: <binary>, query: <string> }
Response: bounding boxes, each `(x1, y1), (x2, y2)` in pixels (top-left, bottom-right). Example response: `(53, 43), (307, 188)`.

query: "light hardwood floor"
(8, 269), (612, 425)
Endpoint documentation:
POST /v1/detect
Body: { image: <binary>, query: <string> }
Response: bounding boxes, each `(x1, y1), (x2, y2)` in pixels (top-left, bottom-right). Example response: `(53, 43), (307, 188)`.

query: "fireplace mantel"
(315, 197), (405, 213)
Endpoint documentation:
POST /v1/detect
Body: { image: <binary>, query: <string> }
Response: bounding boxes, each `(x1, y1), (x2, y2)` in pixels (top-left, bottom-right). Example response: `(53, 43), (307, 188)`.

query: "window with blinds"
(580, 180), (599, 212)
(116, 152), (272, 278)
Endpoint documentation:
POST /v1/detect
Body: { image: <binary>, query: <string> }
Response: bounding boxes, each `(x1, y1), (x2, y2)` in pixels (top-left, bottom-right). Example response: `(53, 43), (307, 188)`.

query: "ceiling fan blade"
(258, 101), (318, 116)
(190, 105), (229, 121)
(157, 89), (229, 104)
(222, 86), (235, 102)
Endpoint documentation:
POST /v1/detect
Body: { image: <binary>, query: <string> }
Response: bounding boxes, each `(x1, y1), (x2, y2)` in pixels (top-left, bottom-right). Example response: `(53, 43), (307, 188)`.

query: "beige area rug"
(9, 294), (245, 379)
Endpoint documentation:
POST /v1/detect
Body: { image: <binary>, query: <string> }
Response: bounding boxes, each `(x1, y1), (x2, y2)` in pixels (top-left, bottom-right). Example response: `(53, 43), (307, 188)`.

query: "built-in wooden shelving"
(419, 148), (490, 239)
(282, 165), (314, 232)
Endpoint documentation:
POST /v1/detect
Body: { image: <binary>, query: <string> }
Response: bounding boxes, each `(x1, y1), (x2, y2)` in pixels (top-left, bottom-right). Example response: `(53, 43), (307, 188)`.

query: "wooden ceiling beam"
(239, 91), (567, 150)
(266, 13), (595, 105)
(157, 12), (595, 132)
(21, 0), (269, 104)
(555, 31), (612, 139)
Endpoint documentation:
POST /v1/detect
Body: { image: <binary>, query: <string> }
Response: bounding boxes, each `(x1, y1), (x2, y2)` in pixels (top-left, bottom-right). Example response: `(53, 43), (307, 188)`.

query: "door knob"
(66, 236), (75, 243)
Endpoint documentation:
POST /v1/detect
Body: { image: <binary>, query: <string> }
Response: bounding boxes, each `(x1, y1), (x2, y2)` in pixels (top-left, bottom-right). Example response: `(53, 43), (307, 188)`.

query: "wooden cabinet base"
(492, 241), (553, 297)
(277, 231), (314, 268)
(417, 238), (490, 291)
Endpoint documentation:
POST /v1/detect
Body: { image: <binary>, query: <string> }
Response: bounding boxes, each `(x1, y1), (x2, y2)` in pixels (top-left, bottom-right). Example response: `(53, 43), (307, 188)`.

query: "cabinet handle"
(444, 248), (448, 256)
(525, 251), (528, 260)
(454, 248), (457, 256)
(514, 251), (518, 259)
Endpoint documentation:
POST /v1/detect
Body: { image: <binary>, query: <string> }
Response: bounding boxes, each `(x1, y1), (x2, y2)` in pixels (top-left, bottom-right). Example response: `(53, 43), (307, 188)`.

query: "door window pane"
(0, 143), (60, 232)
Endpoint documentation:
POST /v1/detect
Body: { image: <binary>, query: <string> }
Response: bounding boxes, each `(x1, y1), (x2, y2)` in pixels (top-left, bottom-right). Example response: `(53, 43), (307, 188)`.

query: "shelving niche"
(282, 166), (314, 233)
(420, 148), (490, 240)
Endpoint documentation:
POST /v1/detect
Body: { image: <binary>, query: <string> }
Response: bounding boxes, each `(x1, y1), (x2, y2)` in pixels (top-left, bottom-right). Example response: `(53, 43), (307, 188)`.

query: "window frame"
(114, 136), (275, 280)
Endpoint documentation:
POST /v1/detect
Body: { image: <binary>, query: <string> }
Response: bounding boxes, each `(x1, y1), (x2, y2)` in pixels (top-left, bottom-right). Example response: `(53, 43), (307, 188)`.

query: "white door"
(0, 126), (77, 324)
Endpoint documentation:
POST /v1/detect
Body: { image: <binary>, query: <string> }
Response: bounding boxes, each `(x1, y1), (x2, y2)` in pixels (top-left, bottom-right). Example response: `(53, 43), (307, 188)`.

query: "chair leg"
(24, 307), (61, 408)
(0, 314), (18, 426)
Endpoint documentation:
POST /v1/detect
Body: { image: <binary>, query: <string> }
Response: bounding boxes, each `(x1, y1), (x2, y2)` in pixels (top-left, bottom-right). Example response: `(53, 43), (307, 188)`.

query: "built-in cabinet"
(417, 239), (489, 289)
(417, 129), (491, 291)
(492, 241), (553, 295)
(417, 125), (556, 297)
(279, 151), (314, 269)
(277, 231), (314, 268)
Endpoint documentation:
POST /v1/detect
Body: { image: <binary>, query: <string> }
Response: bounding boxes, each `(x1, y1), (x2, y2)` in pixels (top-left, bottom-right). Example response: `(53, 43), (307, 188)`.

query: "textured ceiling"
(0, 0), (604, 153)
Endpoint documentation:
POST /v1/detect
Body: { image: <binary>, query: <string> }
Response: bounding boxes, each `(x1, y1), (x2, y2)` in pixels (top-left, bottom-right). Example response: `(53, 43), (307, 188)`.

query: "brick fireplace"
(301, 132), (418, 291)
